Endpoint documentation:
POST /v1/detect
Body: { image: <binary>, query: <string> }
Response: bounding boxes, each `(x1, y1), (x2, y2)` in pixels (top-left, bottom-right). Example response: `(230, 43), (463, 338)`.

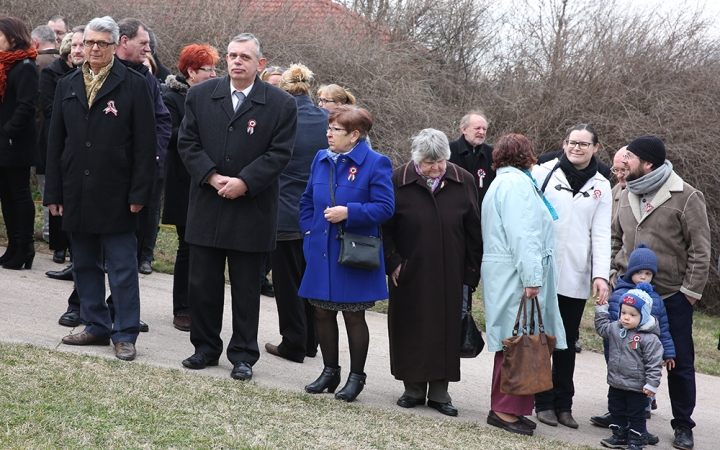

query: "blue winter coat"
(298, 140), (394, 303)
(607, 277), (676, 359)
(481, 167), (567, 352)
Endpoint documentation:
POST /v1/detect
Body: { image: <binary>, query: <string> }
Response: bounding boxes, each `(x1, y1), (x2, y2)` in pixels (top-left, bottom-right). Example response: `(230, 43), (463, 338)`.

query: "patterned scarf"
(524, 169), (559, 220)
(83, 58), (114, 108)
(0, 47), (38, 101)
(414, 162), (446, 193)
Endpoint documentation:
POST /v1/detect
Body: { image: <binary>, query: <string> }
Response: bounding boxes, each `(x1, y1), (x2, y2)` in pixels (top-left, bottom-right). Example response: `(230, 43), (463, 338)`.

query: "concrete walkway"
(1, 249), (718, 449)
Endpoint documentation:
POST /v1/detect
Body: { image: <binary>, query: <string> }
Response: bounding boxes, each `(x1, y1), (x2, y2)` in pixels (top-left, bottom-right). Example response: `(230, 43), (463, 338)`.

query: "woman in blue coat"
(299, 105), (394, 402)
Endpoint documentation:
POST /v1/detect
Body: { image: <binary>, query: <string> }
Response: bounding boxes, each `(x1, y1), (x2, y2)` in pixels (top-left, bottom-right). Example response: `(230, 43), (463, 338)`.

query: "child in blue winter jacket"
(596, 283), (664, 450)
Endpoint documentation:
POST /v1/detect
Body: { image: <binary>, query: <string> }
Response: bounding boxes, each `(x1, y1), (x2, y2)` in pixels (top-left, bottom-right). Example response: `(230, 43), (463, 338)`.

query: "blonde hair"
(317, 84), (356, 105)
(280, 63), (313, 96)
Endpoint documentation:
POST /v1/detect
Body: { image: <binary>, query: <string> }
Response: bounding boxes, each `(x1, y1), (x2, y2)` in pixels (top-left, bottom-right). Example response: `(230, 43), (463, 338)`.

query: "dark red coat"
(382, 161), (482, 382)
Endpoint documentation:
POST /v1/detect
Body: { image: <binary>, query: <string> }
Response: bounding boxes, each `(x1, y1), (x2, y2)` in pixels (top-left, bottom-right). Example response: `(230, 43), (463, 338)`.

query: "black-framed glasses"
(318, 98), (336, 105)
(83, 40), (114, 49)
(555, 184), (594, 197)
(566, 140), (593, 149)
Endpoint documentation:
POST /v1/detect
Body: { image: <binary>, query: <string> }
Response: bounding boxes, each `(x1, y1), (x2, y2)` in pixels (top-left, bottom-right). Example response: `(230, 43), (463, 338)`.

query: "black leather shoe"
(139, 320), (149, 332)
(335, 372), (366, 402)
(53, 249), (67, 263)
(397, 395), (425, 408)
(645, 432), (659, 445)
(427, 399), (458, 417)
(673, 427), (694, 450)
(58, 310), (81, 327)
(518, 416), (537, 430)
(591, 411), (613, 427)
(182, 352), (219, 370)
(487, 410), (532, 435)
(138, 261), (152, 275)
(231, 361), (253, 380)
(265, 343), (303, 363)
(46, 265), (73, 281)
(557, 411), (579, 429)
(261, 284), (275, 297)
(305, 366), (341, 394)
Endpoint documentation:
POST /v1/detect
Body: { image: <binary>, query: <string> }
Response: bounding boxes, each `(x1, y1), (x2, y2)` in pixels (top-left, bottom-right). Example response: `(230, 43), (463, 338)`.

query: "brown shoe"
(265, 343), (303, 363)
(173, 313), (191, 332)
(557, 411), (579, 429)
(114, 342), (136, 361)
(62, 330), (110, 346)
(536, 409), (558, 426)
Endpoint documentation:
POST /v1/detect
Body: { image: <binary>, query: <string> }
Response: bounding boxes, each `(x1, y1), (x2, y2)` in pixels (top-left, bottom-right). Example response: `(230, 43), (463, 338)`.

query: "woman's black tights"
(315, 307), (370, 374)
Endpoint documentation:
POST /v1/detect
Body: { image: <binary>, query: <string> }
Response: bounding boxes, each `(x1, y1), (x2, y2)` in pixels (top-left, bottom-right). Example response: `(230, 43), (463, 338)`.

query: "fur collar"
(165, 74), (189, 95)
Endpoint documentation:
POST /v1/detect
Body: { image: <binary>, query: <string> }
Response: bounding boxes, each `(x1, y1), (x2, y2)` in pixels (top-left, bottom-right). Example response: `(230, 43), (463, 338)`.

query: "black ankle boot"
(335, 372), (366, 402)
(2, 241), (35, 270)
(0, 240), (18, 265)
(305, 366), (341, 394)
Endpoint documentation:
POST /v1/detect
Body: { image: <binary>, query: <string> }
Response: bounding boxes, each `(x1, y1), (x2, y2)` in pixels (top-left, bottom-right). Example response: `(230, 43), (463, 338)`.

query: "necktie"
(233, 91), (245, 112)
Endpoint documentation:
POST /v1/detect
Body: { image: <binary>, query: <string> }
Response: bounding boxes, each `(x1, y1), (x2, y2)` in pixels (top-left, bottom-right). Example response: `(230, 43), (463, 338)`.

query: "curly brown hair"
(492, 134), (537, 170)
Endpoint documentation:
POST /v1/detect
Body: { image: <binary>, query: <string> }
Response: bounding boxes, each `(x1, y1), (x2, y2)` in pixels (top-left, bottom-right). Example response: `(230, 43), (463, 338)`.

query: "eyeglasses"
(265, 66), (285, 74)
(318, 98), (336, 105)
(566, 140), (594, 149)
(327, 126), (347, 135)
(83, 40), (115, 49)
(610, 167), (628, 175)
(622, 152), (639, 161)
(197, 67), (216, 73)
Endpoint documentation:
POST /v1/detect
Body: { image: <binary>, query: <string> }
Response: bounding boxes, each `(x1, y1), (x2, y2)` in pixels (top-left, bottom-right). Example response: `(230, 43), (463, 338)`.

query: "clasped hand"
(208, 173), (247, 199)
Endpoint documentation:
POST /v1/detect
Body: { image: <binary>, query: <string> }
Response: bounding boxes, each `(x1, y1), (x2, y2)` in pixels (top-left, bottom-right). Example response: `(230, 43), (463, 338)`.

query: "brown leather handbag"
(500, 294), (556, 396)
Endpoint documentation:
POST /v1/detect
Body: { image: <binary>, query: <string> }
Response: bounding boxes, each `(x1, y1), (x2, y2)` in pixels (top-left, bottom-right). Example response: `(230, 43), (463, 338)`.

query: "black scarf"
(559, 153), (597, 196)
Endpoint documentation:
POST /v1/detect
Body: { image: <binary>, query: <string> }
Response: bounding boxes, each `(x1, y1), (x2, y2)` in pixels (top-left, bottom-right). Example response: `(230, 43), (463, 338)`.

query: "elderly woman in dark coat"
(0, 17), (39, 270)
(382, 128), (482, 417)
(161, 44), (219, 331)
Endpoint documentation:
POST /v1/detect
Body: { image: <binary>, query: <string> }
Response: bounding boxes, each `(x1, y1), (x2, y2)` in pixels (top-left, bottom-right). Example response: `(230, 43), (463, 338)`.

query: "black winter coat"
(178, 75), (297, 252)
(0, 58), (39, 167)
(38, 57), (74, 171)
(44, 62), (157, 234)
(448, 135), (495, 209)
(161, 74), (190, 226)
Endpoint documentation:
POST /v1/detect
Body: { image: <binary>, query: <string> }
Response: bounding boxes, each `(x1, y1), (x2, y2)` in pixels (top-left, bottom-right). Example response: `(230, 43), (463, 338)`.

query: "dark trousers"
(664, 291), (696, 429)
(0, 166), (35, 243)
(608, 386), (648, 433)
(535, 294), (586, 413)
(270, 239), (317, 361)
(172, 225), (190, 315)
(139, 177), (163, 263)
(70, 231), (140, 344)
(48, 214), (69, 251)
(188, 243), (263, 365)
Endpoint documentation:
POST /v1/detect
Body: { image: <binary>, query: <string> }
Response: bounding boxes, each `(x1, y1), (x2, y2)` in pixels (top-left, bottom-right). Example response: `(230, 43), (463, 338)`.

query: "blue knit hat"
(621, 282), (655, 328)
(625, 243), (658, 281)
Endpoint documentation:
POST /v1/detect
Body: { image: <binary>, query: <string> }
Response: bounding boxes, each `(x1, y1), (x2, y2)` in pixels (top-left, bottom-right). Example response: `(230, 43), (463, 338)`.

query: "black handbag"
(328, 170), (382, 271)
(460, 294), (484, 358)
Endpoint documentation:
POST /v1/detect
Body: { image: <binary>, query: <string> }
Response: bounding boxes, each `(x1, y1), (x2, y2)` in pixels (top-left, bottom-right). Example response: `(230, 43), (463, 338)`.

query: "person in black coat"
(0, 18), (39, 270)
(161, 43), (219, 332)
(177, 33), (297, 381)
(44, 16), (157, 361)
(263, 63), (325, 363)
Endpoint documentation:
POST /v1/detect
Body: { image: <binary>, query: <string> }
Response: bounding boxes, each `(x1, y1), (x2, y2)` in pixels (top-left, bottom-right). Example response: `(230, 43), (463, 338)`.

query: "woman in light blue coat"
(482, 134), (567, 436)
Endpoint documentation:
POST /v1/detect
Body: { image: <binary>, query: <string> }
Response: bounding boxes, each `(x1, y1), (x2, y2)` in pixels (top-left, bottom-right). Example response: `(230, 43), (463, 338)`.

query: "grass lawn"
(0, 343), (594, 450)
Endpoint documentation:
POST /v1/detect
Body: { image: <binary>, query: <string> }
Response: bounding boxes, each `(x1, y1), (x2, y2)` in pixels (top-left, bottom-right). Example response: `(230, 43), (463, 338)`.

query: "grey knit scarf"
(626, 160), (673, 195)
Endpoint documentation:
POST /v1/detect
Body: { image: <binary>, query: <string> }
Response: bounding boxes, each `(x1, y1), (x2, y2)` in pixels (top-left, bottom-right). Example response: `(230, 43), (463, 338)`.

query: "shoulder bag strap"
(328, 167), (344, 235)
(540, 160), (562, 193)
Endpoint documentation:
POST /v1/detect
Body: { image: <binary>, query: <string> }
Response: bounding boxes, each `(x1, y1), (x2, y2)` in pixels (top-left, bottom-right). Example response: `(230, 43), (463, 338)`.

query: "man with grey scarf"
(610, 135), (710, 450)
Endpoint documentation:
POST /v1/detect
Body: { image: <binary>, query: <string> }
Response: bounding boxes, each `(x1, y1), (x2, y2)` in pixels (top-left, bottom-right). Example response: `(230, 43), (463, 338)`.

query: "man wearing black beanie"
(610, 135), (710, 450)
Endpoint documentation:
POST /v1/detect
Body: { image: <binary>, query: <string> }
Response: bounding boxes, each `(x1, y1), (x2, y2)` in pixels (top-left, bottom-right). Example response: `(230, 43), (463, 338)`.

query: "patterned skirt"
(308, 299), (375, 312)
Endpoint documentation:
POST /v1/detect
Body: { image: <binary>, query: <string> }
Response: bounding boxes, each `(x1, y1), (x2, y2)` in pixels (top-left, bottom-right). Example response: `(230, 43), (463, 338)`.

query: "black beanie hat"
(627, 135), (665, 167)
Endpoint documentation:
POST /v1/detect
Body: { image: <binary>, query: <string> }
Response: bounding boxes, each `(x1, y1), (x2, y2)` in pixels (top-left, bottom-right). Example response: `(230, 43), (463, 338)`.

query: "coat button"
(323, 254), (326, 258)
(71, 92), (76, 96)
(637, 226), (643, 231)
(224, 156), (231, 162)
(86, 142), (91, 147)
(342, 159), (346, 163)
(229, 126), (234, 131)
(84, 170), (90, 175)
(323, 230), (327, 235)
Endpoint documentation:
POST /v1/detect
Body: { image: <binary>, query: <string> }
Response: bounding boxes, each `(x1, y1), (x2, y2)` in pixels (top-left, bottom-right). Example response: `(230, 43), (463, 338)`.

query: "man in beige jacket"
(611, 135), (710, 450)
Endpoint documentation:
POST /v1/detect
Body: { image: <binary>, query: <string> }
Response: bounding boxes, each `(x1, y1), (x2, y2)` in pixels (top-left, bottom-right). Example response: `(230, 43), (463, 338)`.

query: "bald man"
(611, 146), (628, 218)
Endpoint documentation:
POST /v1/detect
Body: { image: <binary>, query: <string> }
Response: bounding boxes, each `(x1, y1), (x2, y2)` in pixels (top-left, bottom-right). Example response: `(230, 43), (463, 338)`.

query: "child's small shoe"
(646, 410), (651, 419)
(601, 424), (629, 448)
(651, 398), (657, 410)
(627, 429), (647, 450)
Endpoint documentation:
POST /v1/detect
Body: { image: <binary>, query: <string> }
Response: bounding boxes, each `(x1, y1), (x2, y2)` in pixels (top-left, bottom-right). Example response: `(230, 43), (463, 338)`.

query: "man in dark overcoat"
(44, 16), (157, 361)
(177, 33), (297, 381)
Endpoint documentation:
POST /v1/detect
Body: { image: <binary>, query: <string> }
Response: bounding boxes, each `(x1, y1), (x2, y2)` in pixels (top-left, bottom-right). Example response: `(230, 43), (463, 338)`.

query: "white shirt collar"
(230, 81), (254, 106)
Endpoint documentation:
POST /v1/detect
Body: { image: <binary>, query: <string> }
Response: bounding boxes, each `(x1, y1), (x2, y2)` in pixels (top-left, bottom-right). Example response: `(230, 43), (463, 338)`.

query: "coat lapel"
(214, 75), (267, 124)
(68, 71), (89, 113)
(92, 62), (124, 110)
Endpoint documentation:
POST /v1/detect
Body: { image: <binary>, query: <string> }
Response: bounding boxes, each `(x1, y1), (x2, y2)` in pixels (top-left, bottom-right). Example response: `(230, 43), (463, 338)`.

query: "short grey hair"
(411, 128), (451, 165)
(31, 25), (56, 44)
(85, 16), (120, 44)
(460, 110), (488, 129)
(229, 33), (263, 59)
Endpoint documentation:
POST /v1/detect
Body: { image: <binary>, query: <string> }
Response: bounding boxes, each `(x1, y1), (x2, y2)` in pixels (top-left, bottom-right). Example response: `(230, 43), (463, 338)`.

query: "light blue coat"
(481, 167), (567, 352)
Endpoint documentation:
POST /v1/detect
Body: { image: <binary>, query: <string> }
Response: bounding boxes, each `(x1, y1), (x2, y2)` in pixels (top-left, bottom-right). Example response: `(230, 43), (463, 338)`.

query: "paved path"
(1, 249), (718, 449)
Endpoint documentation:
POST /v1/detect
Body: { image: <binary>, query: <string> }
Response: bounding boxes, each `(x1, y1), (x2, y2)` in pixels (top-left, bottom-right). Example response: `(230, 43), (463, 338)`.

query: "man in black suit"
(177, 33), (297, 381)
(44, 16), (157, 361)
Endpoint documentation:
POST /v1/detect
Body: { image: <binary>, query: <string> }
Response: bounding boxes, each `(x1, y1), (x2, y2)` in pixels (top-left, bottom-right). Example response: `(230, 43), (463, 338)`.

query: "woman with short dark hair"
(481, 133), (567, 436)
(0, 17), (39, 269)
(299, 105), (394, 402)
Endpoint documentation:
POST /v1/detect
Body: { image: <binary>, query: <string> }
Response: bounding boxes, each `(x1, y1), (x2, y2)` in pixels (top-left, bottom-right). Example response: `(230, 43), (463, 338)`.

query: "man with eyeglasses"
(44, 16), (158, 362)
(47, 15), (70, 44)
(611, 135), (710, 450)
(177, 33), (297, 382)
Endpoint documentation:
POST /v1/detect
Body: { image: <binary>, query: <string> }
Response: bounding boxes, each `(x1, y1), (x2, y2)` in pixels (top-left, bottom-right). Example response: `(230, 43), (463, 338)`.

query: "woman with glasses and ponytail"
(530, 124), (612, 428)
